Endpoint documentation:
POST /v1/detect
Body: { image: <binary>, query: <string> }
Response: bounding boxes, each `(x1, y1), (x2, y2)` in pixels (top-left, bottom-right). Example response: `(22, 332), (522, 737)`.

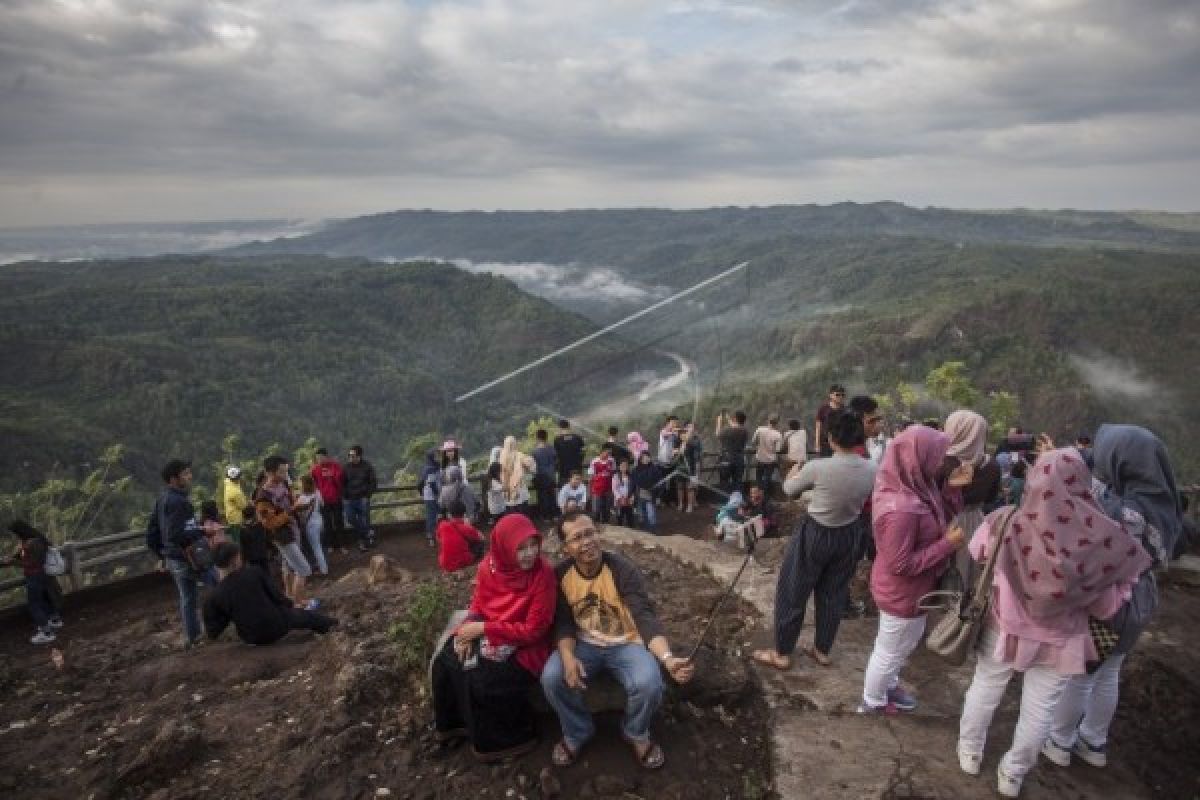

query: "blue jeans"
(305, 514), (329, 574)
(638, 498), (657, 533)
(166, 557), (201, 644)
(541, 641), (664, 749)
(344, 497), (372, 544)
(423, 499), (440, 540)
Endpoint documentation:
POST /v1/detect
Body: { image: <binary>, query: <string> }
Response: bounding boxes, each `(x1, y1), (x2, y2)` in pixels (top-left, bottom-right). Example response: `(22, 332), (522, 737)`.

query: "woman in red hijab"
(431, 514), (555, 761)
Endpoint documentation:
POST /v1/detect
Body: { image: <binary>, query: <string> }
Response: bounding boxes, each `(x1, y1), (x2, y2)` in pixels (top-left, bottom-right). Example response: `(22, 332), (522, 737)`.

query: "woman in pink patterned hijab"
(957, 448), (1150, 796)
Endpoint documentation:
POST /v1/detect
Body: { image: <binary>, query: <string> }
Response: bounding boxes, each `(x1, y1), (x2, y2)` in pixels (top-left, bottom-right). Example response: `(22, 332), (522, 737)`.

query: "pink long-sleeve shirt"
(970, 521), (1129, 674)
(870, 510), (958, 619)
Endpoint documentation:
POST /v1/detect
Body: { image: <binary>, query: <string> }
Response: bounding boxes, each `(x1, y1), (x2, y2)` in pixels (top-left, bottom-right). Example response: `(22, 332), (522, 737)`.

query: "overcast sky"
(1, 0), (1197, 225)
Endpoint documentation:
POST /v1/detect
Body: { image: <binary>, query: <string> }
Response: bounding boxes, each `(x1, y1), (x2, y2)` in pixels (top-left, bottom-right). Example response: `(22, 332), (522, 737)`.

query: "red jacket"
(310, 461), (345, 504)
(437, 518), (484, 574)
(589, 457), (615, 497)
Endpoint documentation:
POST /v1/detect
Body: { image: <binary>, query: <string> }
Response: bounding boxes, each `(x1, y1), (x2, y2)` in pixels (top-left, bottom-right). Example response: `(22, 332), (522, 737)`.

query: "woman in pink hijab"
(859, 425), (971, 715)
(626, 431), (649, 461)
(956, 448), (1149, 798)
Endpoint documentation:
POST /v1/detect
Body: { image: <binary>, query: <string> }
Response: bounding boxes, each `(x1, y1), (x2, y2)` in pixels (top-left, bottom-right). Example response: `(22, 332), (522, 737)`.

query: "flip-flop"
(628, 739), (665, 770)
(751, 649), (791, 670)
(551, 739), (579, 767)
(803, 646), (832, 667)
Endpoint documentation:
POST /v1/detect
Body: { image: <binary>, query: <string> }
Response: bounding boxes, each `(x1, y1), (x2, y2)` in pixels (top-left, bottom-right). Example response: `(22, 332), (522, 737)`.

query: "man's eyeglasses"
(564, 527), (600, 546)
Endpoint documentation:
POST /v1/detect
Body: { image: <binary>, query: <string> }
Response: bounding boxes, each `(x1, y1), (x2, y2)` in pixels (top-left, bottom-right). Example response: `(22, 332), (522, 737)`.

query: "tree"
(0, 444), (134, 545)
(987, 391), (1020, 443)
(926, 361), (980, 409)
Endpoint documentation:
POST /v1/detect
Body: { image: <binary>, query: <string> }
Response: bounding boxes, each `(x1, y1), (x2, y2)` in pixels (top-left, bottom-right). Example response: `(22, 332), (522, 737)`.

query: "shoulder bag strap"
(966, 507), (1018, 617)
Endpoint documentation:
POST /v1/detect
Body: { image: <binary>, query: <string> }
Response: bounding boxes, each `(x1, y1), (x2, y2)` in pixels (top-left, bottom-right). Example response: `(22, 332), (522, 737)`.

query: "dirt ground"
(0, 522), (774, 800)
(655, 494), (1200, 800)
(2, 497), (1198, 800)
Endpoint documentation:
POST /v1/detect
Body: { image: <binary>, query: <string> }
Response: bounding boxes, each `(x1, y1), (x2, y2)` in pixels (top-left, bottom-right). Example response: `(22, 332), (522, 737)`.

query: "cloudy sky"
(1, 0), (1197, 225)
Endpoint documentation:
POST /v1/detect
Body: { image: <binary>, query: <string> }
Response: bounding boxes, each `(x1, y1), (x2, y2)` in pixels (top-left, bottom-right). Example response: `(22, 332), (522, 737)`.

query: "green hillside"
(0, 254), (648, 510)
(608, 235), (1199, 478)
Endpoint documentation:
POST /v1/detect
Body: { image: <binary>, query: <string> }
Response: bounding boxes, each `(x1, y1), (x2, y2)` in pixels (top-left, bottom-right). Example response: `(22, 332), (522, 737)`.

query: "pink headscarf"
(626, 432), (649, 459)
(987, 448), (1150, 621)
(872, 426), (953, 527)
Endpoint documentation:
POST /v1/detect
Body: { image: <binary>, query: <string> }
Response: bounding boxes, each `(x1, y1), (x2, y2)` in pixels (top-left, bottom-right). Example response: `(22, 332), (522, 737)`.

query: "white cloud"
(449, 259), (670, 304)
(0, 0), (1197, 224)
(1069, 352), (1166, 403)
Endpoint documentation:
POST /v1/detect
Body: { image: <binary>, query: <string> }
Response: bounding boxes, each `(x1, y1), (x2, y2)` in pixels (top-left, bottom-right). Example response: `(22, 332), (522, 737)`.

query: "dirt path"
(600, 522), (1200, 800)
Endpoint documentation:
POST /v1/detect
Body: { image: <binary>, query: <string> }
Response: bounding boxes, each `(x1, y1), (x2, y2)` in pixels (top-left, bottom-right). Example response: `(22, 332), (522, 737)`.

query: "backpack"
(182, 524), (214, 572)
(43, 545), (67, 577)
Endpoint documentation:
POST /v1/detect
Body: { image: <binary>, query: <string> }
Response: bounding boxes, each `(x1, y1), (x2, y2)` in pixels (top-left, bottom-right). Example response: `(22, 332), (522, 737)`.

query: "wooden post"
(64, 543), (84, 593)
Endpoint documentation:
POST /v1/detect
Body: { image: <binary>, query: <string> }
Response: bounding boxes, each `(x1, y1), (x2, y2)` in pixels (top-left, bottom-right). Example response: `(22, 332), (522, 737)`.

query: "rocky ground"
(0, 523), (773, 800)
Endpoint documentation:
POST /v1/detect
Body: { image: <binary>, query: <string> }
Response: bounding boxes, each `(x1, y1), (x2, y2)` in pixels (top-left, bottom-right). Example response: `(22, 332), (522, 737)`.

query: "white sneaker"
(1041, 738), (1072, 767)
(957, 748), (982, 776)
(996, 765), (1022, 798)
(1072, 737), (1107, 768)
(31, 630), (56, 645)
(47, 617), (64, 629)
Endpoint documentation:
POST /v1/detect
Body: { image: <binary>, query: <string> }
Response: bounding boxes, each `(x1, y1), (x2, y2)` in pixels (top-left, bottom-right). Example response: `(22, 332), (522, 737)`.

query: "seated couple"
(431, 512), (696, 767)
(714, 485), (776, 550)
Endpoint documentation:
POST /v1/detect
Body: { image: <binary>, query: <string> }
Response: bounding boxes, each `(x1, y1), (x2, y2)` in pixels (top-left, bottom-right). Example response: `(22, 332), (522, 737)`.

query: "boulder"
(367, 555), (413, 587)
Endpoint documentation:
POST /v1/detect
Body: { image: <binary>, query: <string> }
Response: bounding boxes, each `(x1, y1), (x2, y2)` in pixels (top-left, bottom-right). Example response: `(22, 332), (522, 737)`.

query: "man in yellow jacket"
(223, 466), (247, 545)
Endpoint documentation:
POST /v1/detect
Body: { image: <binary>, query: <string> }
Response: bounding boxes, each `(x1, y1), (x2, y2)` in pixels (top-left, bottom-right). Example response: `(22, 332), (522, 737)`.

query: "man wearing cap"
(310, 448), (347, 551)
(147, 459), (204, 648)
(814, 384), (847, 458)
(223, 466), (247, 546)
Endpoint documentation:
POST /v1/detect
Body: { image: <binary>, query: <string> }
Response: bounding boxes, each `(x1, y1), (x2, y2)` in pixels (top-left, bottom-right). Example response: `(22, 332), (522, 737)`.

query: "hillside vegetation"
(0, 254), (648, 520)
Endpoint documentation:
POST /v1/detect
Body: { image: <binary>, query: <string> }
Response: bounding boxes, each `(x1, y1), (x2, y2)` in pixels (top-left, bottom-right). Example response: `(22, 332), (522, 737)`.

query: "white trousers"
(862, 611), (926, 707)
(958, 644), (1070, 779)
(1048, 653), (1125, 749)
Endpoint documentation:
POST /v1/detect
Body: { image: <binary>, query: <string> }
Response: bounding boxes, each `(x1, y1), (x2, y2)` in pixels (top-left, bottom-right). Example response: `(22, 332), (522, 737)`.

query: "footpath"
(600, 524), (1193, 800)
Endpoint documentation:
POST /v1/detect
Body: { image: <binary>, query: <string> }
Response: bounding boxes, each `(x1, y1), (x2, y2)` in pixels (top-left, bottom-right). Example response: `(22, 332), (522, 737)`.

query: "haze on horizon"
(1, 0), (1197, 227)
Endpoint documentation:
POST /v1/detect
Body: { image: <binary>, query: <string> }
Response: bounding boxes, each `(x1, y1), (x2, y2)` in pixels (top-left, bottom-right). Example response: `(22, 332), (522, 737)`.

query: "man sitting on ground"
(557, 471), (588, 514)
(202, 543), (337, 645)
(541, 512), (695, 770)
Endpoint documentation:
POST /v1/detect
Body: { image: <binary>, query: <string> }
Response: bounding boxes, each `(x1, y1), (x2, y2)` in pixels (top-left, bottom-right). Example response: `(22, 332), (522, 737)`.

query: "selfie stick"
(686, 518), (761, 662)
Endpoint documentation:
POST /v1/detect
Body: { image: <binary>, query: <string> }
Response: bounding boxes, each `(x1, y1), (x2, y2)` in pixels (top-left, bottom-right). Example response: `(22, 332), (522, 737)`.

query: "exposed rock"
(367, 555), (414, 587)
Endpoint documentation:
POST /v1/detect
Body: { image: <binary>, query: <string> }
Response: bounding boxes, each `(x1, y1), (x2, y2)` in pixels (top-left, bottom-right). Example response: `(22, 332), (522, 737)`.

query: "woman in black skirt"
(431, 514), (556, 760)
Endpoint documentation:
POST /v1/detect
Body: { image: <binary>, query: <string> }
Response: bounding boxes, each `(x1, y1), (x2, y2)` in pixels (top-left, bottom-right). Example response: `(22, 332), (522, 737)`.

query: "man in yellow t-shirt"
(541, 512), (695, 771)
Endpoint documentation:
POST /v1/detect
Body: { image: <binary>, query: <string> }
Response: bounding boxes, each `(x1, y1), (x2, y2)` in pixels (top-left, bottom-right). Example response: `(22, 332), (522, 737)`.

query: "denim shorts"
(275, 541), (312, 577)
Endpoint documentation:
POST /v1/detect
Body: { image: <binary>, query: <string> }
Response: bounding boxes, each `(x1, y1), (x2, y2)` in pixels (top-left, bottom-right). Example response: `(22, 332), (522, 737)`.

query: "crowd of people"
(3, 383), (1192, 794)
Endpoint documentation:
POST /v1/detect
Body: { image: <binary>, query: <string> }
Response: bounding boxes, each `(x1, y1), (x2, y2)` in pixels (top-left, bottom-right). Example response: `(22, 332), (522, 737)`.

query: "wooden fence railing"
(0, 480), (439, 599)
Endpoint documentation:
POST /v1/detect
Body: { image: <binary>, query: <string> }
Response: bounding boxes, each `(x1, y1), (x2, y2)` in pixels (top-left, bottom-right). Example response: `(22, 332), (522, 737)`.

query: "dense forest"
(0, 255), (655, 532)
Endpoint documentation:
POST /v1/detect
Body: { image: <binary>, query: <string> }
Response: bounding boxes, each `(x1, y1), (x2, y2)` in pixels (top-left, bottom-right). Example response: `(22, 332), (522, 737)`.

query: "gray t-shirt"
(783, 453), (876, 527)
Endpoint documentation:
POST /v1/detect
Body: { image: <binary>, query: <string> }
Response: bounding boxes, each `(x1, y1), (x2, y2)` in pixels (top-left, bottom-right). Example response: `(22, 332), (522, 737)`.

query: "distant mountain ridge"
(229, 203), (1200, 272)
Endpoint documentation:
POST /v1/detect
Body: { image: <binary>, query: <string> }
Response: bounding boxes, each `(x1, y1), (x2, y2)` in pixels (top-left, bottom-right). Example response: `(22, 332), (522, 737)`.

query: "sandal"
(803, 646), (832, 667)
(751, 649), (792, 670)
(551, 739), (579, 767)
(627, 738), (665, 770)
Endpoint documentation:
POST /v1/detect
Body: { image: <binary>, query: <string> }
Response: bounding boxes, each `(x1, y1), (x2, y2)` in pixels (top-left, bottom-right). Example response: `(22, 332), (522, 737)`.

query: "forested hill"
(0, 254), (644, 499)
(229, 204), (1200, 270)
